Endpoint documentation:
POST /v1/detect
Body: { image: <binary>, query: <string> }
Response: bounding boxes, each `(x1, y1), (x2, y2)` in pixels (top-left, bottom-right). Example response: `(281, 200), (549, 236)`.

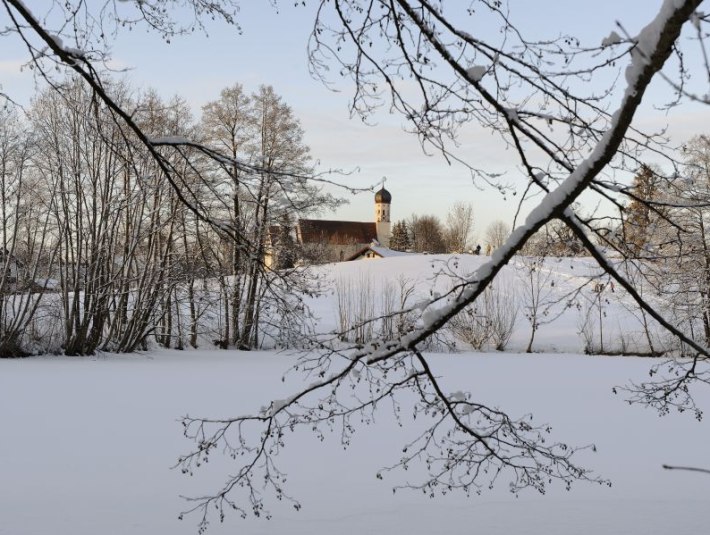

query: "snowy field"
(1, 349), (708, 535)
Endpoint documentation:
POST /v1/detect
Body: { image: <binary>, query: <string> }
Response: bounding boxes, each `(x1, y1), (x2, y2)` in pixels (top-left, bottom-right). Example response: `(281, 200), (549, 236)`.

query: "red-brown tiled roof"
(298, 219), (377, 245)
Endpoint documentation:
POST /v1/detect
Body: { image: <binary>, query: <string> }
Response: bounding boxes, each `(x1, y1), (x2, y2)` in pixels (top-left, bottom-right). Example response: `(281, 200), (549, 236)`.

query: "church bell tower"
(374, 182), (392, 247)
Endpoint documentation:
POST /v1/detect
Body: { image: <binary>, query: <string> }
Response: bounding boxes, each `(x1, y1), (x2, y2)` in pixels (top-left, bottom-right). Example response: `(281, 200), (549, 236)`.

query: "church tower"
(375, 185), (392, 247)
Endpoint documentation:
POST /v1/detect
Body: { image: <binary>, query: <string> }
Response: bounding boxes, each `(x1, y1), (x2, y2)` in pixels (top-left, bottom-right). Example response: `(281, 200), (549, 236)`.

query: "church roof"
(298, 219), (377, 245)
(374, 186), (392, 204)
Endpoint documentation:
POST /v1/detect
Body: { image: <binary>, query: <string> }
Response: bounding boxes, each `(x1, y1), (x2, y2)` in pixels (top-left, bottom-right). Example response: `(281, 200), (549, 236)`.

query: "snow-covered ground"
(305, 254), (665, 354)
(1, 349), (708, 535)
(13, 253), (669, 355)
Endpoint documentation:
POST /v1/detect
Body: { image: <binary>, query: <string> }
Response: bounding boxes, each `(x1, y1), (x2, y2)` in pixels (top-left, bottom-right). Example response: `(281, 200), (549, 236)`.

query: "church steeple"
(375, 179), (392, 246)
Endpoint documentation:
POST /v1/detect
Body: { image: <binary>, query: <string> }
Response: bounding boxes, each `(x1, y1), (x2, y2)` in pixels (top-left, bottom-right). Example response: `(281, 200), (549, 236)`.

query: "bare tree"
(636, 136), (710, 348)
(26, 80), (194, 354)
(200, 83), (337, 349)
(484, 220), (510, 253)
(522, 220), (586, 257)
(0, 105), (57, 356)
(1, 0), (336, 354)
(449, 284), (518, 351)
(200, 83), (252, 347)
(409, 214), (447, 253)
(444, 201), (475, 253)
(516, 256), (569, 353)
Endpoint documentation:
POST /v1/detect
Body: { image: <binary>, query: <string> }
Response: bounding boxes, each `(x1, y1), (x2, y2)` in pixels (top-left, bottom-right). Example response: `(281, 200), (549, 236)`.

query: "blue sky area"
(2, 1), (708, 238)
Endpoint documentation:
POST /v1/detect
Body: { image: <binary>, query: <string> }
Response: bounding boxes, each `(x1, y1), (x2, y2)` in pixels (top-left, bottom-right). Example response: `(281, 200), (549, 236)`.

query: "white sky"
(2, 1), (709, 239)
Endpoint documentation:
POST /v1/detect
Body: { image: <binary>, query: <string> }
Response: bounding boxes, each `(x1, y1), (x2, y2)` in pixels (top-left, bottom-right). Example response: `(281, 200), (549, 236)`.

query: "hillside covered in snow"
(303, 253), (669, 356)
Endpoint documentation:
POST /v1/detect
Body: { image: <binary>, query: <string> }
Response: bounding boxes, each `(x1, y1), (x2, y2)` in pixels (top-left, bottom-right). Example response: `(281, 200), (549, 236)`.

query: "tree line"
(389, 202), (513, 254)
(0, 79), (336, 356)
(388, 203), (577, 257)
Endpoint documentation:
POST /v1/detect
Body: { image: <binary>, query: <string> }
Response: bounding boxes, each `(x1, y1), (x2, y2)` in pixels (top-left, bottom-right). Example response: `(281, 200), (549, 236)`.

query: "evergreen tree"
(390, 220), (411, 251)
(274, 215), (296, 270)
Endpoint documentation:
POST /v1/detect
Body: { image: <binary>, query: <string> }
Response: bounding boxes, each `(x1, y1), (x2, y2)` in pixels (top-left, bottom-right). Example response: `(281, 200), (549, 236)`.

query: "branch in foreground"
(177, 348), (607, 531)
(177, 0), (704, 528)
(663, 464), (710, 474)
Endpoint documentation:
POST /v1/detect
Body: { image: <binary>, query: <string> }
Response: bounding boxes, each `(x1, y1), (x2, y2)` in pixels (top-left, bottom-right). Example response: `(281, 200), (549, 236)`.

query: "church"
(265, 186), (395, 267)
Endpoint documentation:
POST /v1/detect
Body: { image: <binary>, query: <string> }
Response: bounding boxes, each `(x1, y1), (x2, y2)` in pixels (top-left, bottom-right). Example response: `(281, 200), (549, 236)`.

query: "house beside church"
(265, 186), (394, 267)
(346, 241), (411, 261)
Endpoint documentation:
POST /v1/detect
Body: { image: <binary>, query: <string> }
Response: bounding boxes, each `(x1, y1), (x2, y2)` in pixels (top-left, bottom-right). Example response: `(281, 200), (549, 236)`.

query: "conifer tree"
(389, 220), (411, 251)
(275, 215), (296, 270)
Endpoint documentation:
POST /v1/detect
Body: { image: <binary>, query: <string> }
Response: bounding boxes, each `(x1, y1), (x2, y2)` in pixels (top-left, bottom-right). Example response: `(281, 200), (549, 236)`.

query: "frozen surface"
(1, 349), (708, 535)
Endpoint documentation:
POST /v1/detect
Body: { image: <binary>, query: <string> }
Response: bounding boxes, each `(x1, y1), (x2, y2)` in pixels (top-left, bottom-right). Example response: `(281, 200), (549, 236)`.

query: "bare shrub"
(334, 273), (376, 343)
(450, 304), (491, 350)
(335, 276), (353, 341)
(487, 286), (519, 351)
(450, 285), (518, 351)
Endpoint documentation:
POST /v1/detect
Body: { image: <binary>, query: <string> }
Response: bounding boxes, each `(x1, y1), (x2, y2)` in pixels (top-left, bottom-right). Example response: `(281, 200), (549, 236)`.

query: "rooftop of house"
(347, 241), (413, 261)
